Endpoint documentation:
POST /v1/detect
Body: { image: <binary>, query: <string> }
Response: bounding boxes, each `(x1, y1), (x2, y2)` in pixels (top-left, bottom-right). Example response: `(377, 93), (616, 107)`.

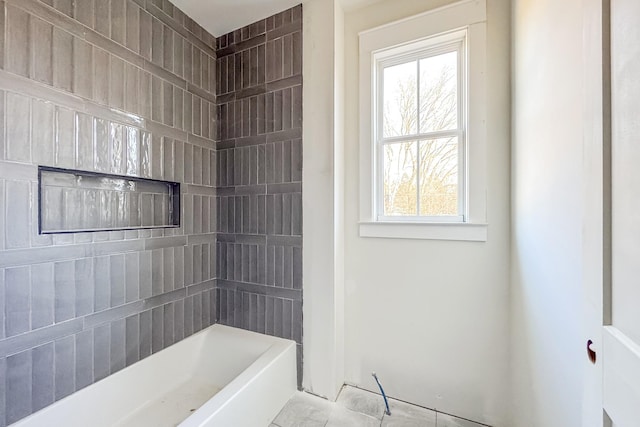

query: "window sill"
(359, 221), (488, 242)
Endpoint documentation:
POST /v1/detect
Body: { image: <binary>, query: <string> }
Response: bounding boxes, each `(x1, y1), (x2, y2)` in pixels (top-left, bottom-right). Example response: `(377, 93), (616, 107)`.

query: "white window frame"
(358, 0), (487, 241)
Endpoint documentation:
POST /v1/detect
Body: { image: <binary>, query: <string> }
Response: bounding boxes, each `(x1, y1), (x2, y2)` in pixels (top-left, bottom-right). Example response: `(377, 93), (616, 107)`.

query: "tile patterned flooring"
(270, 386), (488, 427)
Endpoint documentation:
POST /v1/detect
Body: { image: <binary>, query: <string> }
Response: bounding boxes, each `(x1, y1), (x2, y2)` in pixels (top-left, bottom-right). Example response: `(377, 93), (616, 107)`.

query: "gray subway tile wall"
(1, 1), (303, 424)
(0, 0), (217, 425)
(215, 5), (303, 387)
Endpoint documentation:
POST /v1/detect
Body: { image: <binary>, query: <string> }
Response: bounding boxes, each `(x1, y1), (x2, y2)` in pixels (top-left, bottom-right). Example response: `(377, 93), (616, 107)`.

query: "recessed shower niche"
(38, 166), (180, 233)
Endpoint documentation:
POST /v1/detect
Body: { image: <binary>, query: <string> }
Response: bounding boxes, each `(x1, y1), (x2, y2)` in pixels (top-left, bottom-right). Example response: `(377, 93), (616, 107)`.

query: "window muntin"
(375, 35), (466, 222)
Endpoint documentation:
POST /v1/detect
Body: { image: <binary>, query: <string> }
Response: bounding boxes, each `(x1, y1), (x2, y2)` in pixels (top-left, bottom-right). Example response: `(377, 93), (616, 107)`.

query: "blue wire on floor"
(372, 372), (391, 416)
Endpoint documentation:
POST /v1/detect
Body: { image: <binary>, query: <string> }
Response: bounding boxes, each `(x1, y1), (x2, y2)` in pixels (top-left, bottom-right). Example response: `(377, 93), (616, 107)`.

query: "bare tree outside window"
(380, 49), (461, 217)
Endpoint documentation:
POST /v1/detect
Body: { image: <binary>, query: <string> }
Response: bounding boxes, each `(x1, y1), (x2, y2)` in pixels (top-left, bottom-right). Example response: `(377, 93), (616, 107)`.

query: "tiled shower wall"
(214, 6), (303, 385)
(0, 0), (217, 425)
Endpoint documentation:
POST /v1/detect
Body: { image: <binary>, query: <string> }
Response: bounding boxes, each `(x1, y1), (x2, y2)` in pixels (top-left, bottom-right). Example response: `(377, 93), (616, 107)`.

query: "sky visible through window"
(381, 50), (460, 217)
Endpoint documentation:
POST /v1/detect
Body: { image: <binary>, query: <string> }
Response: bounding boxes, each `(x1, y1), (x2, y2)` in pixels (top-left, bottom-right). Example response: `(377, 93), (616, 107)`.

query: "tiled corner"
(215, 7), (303, 376)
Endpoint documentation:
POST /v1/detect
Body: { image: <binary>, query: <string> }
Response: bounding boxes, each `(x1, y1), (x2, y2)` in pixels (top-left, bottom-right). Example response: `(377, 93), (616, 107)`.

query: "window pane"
(420, 51), (458, 133)
(418, 137), (459, 216)
(383, 61), (418, 138)
(383, 141), (418, 216)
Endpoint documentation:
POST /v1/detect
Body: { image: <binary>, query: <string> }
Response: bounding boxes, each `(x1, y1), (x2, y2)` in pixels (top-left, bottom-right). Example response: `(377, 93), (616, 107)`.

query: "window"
(376, 34), (466, 221)
(359, 0), (487, 241)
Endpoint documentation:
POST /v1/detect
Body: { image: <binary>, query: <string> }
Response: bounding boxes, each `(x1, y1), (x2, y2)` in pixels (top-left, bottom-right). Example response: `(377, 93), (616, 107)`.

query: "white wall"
(302, 0), (346, 401)
(343, 1), (511, 425)
(333, 0), (347, 403)
(511, 0), (586, 425)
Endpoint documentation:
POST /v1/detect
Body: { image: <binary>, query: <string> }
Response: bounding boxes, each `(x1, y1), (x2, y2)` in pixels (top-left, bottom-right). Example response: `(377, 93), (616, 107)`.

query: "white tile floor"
(270, 386), (489, 427)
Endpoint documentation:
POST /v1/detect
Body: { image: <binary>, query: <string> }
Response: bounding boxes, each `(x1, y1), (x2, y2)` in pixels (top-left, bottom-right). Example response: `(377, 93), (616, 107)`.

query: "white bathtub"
(11, 325), (297, 427)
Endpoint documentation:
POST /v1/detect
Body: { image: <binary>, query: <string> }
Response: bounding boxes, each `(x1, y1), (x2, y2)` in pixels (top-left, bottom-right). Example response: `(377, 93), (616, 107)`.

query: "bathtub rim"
(8, 324), (297, 427)
(179, 325), (297, 426)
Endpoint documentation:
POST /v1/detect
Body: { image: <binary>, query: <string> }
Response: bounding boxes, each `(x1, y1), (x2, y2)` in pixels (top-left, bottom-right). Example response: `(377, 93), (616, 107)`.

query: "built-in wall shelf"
(38, 166), (180, 234)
